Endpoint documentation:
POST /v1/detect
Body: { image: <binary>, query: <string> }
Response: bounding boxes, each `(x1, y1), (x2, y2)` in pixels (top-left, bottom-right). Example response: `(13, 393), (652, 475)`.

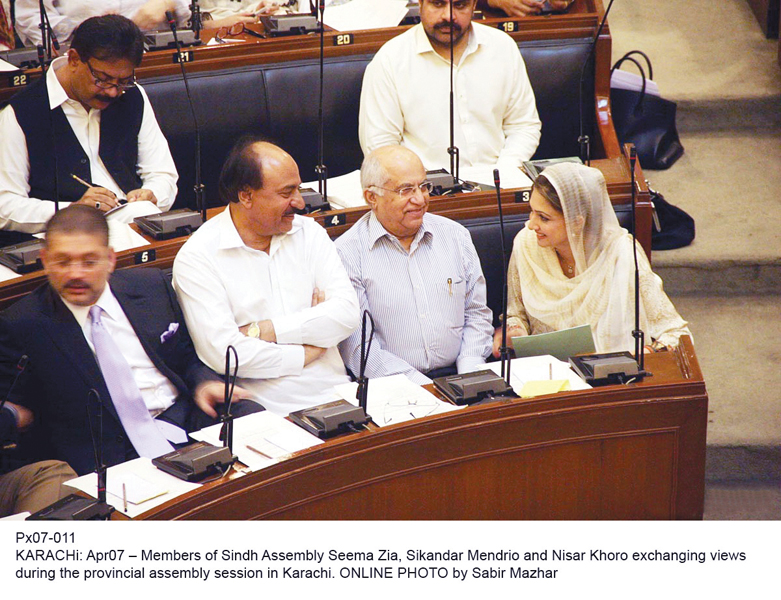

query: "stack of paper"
(335, 373), (463, 427)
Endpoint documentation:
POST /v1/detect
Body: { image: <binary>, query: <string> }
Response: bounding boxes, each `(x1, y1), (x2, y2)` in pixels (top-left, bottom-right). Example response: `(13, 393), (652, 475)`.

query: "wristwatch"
(247, 322), (260, 338)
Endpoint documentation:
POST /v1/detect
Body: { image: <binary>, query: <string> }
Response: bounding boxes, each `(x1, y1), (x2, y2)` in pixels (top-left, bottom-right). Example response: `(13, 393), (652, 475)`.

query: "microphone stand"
(37, 0), (50, 66)
(629, 146), (645, 374)
(493, 170), (511, 387)
(166, 11), (206, 223)
(190, 0), (202, 41)
(355, 311), (375, 414)
(445, 0), (465, 194)
(578, 0), (616, 165)
(315, 0), (328, 207)
(220, 345), (238, 454)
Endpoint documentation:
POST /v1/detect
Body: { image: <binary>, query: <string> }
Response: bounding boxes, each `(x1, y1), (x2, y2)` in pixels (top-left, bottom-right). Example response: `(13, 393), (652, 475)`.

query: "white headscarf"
(514, 162), (647, 353)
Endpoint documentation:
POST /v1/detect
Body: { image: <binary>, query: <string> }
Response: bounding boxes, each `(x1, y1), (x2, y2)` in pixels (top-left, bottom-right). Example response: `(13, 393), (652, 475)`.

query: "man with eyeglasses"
(359, 0), (541, 173)
(0, 204), (262, 476)
(0, 14), (177, 237)
(336, 145), (493, 384)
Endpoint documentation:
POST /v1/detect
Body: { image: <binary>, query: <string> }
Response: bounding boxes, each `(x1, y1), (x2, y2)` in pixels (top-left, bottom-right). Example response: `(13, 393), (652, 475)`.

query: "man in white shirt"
(359, 0), (541, 172)
(337, 145), (493, 384)
(0, 14), (177, 234)
(173, 138), (360, 416)
(15, 0), (191, 47)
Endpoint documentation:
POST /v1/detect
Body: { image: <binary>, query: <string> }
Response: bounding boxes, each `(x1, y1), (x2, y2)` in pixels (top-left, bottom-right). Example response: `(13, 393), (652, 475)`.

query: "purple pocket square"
(160, 322), (179, 344)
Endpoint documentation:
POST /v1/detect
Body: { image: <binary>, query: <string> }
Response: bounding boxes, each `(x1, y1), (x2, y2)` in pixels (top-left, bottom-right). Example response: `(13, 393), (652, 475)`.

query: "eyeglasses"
(85, 60), (136, 91)
(216, 22), (265, 40)
(48, 257), (108, 272)
(371, 181), (434, 199)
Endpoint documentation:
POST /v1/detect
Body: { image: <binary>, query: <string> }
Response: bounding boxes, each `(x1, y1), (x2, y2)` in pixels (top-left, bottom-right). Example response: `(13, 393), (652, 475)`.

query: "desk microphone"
(355, 310), (375, 414)
(220, 345), (239, 453)
(577, 0), (617, 165)
(29, 390), (115, 519)
(493, 169), (512, 388)
(166, 10), (206, 223)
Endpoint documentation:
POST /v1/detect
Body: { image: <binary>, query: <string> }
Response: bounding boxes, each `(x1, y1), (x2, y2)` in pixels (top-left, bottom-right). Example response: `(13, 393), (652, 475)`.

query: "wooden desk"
(138, 336), (706, 520)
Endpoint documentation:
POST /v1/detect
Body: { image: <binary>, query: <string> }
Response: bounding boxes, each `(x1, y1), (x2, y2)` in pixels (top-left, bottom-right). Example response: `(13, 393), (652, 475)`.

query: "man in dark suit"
(0, 205), (261, 475)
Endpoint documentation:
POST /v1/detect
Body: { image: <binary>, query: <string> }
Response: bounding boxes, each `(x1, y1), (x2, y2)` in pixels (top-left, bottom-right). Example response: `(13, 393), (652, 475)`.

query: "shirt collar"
(61, 283), (120, 328)
(217, 205), (304, 255)
(367, 211), (433, 252)
(413, 22), (480, 61)
(46, 56), (73, 111)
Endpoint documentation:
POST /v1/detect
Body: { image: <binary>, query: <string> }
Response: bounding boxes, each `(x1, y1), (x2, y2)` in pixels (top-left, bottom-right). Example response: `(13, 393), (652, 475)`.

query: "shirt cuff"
(272, 314), (303, 346)
(275, 343), (306, 377)
(457, 356), (487, 374)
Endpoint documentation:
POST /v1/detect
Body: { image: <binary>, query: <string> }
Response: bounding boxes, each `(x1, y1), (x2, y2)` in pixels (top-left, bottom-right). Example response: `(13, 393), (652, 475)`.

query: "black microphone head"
(16, 354), (29, 371)
(165, 10), (177, 28)
(493, 168), (501, 188)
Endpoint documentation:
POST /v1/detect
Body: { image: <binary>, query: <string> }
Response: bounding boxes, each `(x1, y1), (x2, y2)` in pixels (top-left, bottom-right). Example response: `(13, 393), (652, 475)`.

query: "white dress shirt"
(359, 21), (541, 172)
(15, 0), (191, 46)
(63, 285), (181, 419)
(0, 56), (178, 233)
(172, 208), (360, 416)
(336, 212), (494, 385)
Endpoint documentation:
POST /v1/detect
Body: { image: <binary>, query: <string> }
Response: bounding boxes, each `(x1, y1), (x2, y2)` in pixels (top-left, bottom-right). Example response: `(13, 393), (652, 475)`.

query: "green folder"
(511, 324), (596, 362)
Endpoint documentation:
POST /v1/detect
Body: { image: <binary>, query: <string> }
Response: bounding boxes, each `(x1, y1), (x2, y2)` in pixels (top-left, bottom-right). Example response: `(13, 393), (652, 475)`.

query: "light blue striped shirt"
(336, 211), (494, 384)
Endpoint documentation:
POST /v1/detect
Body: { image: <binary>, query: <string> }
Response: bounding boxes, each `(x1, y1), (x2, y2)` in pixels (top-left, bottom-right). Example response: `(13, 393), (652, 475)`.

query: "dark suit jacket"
(0, 268), (226, 476)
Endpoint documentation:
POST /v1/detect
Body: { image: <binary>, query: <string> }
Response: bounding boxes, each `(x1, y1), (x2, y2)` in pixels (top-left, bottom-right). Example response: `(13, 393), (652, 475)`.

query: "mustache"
(64, 279), (89, 288)
(94, 94), (116, 104)
(434, 21), (461, 33)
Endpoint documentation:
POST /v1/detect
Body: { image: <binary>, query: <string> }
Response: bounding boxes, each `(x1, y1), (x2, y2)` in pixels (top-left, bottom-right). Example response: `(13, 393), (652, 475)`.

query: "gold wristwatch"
(247, 321), (260, 338)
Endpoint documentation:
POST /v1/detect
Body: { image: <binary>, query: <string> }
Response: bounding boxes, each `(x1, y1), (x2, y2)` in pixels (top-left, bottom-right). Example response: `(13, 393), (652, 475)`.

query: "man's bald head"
(361, 145), (426, 192)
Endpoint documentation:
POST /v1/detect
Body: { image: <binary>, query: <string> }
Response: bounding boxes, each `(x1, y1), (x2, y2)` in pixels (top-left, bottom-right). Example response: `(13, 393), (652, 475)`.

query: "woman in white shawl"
(493, 162), (690, 357)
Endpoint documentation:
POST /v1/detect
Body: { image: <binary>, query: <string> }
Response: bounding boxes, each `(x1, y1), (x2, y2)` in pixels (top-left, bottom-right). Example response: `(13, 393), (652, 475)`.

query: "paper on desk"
(484, 355), (592, 395)
(0, 57), (19, 72)
(64, 457), (201, 519)
(107, 220), (150, 251)
(301, 169), (365, 209)
(459, 164), (533, 190)
(1, 512), (31, 521)
(335, 373), (462, 428)
(324, 0), (409, 32)
(189, 411), (323, 471)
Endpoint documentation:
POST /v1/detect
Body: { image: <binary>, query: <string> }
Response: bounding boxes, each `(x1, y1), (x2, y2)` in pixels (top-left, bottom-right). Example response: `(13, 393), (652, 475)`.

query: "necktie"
(89, 305), (174, 458)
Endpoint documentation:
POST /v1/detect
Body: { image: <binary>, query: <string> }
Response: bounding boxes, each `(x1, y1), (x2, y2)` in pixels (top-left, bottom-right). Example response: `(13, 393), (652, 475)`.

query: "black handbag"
(610, 51), (684, 170)
(648, 183), (695, 250)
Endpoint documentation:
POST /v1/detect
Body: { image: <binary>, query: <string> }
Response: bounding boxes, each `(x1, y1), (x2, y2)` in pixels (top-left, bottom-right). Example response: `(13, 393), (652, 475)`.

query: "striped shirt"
(336, 211), (493, 384)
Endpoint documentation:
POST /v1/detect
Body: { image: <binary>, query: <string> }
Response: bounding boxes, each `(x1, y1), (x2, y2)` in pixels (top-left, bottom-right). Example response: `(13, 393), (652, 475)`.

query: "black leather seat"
(142, 36), (595, 210)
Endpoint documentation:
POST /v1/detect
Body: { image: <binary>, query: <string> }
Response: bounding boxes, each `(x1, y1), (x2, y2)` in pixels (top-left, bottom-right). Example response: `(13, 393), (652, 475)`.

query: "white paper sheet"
(484, 355), (592, 395)
(64, 457), (202, 519)
(301, 169), (365, 209)
(189, 411), (323, 471)
(459, 164), (533, 191)
(335, 373), (463, 427)
(324, 0), (409, 32)
(0, 57), (20, 73)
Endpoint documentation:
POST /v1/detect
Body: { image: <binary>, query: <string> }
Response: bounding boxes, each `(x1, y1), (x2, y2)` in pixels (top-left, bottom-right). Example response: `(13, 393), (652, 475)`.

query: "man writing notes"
(0, 15), (177, 235)
(0, 206), (257, 476)
(173, 138), (360, 416)
(336, 146), (494, 384)
(359, 0), (541, 172)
